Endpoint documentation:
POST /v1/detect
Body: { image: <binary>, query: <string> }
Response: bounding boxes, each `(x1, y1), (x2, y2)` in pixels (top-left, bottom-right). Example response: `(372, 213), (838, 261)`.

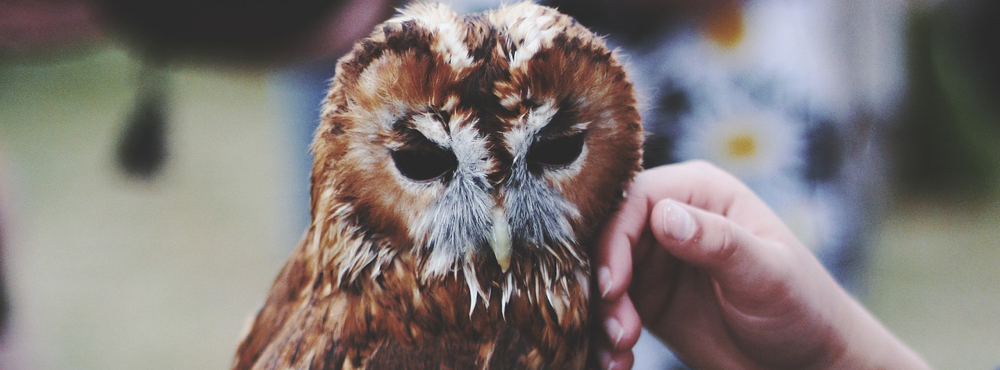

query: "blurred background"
(0, 0), (997, 368)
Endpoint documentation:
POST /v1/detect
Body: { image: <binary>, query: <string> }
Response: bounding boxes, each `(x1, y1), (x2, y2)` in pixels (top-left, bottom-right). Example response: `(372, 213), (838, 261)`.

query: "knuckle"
(683, 160), (741, 185)
(687, 159), (719, 173)
(706, 221), (739, 263)
(683, 159), (713, 172)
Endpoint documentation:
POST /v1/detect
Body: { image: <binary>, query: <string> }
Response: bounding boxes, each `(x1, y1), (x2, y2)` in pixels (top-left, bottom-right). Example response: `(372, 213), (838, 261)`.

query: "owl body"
(233, 3), (642, 369)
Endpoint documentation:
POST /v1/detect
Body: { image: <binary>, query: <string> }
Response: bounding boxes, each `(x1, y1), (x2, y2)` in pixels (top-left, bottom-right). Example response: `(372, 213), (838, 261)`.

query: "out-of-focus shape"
(895, 0), (1000, 197)
(0, 0), (103, 58)
(116, 62), (168, 179)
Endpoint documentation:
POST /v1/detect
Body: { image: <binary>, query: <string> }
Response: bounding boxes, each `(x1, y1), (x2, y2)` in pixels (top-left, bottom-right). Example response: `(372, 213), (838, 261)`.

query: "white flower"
(632, 0), (852, 122)
(675, 100), (805, 188)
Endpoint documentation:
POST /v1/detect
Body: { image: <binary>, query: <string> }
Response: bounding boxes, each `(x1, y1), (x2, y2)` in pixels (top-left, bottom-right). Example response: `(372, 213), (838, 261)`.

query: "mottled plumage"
(233, 3), (642, 369)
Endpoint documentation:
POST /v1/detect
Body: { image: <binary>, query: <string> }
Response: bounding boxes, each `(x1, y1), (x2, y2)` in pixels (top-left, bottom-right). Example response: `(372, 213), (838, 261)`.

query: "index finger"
(594, 160), (750, 301)
(594, 176), (651, 301)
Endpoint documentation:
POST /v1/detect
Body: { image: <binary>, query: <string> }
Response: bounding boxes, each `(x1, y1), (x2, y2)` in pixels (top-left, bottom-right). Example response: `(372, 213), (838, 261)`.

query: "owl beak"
(490, 207), (512, 272)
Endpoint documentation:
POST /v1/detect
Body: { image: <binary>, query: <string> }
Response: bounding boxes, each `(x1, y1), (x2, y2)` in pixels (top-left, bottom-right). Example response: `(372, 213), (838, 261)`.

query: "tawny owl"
(232, 2), (642, 369)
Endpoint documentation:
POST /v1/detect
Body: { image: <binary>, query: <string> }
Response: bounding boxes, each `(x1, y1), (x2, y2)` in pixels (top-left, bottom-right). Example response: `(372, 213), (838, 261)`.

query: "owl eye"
(527, 133), (585, 168)
(391, 147), (458, 182)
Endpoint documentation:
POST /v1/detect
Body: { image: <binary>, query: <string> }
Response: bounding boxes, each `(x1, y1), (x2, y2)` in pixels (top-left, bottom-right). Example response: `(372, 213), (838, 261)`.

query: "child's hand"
(592, 161), (928, 370)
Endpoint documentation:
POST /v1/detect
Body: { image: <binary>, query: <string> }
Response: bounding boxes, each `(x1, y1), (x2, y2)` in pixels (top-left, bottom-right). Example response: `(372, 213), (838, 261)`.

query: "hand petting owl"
(232, 3), (642, 369)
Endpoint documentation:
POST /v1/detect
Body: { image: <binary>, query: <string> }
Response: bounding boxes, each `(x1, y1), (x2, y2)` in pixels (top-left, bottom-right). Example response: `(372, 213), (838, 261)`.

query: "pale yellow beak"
(489, 207), (512, 272)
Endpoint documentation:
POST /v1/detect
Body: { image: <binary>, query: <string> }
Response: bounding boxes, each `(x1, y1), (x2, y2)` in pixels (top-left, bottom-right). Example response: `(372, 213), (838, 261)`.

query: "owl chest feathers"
(234, 217), (592, 370)
(332, 234), (592, 369)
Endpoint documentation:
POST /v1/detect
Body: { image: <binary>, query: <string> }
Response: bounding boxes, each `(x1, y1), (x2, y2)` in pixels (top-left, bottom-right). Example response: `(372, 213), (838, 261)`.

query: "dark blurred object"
(102, 0), (403, 179)
(0, 241), (7, 339)
(805, 121), (844, 184)
(96, 0), (346, 62)
(0, 172), (7, 337)
(895, 1), (1000, 197)
(117, 62), (168, 179)
(545, 0), (678, 43)
(0, 0), (102, 58)
(546, 0), (736, 45)
(960, 0), (1000, 104)
(0, 264), (7, 339)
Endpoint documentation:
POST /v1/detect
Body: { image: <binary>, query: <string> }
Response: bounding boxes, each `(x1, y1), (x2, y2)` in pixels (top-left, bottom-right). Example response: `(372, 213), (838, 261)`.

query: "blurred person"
(543, 0), (908, 367)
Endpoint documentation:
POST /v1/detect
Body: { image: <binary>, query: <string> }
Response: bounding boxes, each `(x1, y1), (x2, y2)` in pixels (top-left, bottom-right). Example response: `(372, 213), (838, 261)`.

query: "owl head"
(309, 2), (642, 306)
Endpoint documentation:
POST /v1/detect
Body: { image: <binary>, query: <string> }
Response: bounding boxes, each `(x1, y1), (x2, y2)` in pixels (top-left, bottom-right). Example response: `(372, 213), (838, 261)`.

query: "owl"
(232, 2), (642, 369)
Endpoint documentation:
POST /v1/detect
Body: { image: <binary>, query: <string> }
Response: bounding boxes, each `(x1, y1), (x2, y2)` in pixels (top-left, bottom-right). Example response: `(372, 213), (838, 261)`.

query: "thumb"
(648, 198), (788, 295)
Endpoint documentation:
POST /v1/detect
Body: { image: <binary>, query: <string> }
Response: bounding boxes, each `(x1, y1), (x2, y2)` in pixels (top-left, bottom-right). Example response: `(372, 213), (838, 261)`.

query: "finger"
(596, 348), (634, 370)
(632, 160), (748, 216)
(594, 185), (649, 301)
(634, 161), (795, 236)
(595, 160), (762, 302)
(648, 198), (785, 292)
(630, 228), (657, 267)
(598, 292), (642, 352)
(628, 230), (680, 321)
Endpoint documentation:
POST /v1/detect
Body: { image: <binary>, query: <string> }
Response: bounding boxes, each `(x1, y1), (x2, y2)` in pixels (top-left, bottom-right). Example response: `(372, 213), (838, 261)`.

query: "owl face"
(311, 3), (642, 298)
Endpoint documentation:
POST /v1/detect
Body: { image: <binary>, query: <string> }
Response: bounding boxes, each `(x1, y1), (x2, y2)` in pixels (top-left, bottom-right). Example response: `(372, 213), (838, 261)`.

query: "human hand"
(591, 161), (928, 369)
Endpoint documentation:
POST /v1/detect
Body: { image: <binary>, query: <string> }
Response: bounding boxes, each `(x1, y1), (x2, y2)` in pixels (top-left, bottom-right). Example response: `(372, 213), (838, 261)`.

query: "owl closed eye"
(233, 2), (643, 369)
(391, 121), (460, 182)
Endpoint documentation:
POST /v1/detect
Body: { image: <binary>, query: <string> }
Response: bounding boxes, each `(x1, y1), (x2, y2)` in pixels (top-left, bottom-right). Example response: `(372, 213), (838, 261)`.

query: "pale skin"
(592, 161), (931, 370)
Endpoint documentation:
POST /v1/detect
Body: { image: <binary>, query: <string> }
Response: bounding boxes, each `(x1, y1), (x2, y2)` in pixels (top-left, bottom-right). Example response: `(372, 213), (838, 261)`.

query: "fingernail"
(598, 267), (612, 298)
(662, 199), (695, 241)
(598, 349), (616, 370)
(604, 317), (624, 347)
